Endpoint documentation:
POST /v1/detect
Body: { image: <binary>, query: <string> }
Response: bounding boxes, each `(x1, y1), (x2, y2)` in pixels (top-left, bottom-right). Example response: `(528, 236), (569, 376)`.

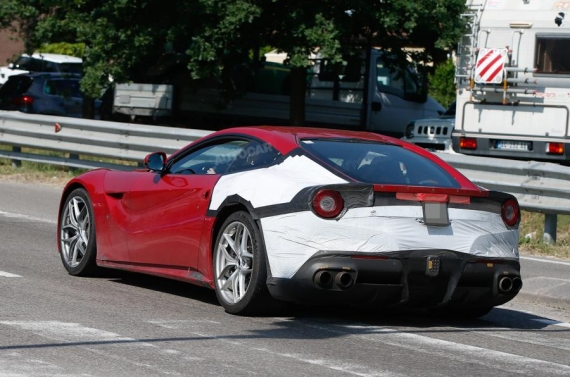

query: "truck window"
(376, 59), (420, 100)
(535, 35), (570, 74)
(308, 57), (365, 103)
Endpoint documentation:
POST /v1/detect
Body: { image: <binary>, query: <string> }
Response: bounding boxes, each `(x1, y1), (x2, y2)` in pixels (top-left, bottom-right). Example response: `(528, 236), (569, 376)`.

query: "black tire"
(59, 188), (98, 276)
(213, 211), (270, 315)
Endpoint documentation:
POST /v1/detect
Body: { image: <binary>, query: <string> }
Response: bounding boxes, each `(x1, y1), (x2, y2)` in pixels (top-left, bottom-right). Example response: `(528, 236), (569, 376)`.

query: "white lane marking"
(149, 321), (400, 377)
(532, 319), (570, 329)
(0, 351), (83, 377)
(148, 319), (221, 329)
(473, 327), (570, 351)
(521, 256), (570, 267)
(0, 210), (56, 225)
(0, 321), (141, 343)
(0, 321), (183, 375)
(0, 271), (21, 278)
(303, 322), (570, 376)
(188, 330), (402, 377)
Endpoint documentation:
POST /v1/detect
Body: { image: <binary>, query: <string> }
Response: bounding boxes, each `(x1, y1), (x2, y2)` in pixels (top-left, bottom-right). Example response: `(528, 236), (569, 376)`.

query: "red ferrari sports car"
(57, 126), (522, 316)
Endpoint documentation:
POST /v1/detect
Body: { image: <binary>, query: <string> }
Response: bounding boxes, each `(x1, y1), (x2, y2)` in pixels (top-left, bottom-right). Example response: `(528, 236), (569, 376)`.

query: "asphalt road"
(1, 181), (569, 376)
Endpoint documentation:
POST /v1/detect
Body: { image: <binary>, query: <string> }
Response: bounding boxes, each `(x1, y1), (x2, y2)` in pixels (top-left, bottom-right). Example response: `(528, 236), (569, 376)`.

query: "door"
(125, 173), (219, 267)
(125, 138), (251, 268)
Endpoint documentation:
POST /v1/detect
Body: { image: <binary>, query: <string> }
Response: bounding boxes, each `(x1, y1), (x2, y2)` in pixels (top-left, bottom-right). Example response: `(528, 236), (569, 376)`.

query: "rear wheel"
(213, 211), (270, 315)
(59, 188), (98, 276)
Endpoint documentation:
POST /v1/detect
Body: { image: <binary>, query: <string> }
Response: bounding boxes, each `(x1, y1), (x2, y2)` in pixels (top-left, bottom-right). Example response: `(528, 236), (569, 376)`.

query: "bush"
(37, 42), (85, 58)
(428, 59), (456, 108)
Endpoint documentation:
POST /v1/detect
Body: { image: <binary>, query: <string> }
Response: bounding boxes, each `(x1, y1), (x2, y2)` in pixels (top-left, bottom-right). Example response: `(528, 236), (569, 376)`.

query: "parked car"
(402, 101), (456, 153)
(57, 126), (522, 317)
(0, 53), (83, 86)
(0, 72), (99, 118)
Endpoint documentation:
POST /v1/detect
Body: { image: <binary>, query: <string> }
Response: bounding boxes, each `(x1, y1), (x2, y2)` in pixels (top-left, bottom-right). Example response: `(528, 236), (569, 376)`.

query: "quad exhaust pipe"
(314, 270), (355, 290)
(498, 276), (523, 293)
(314, 270), (333, 288)
(335, 271), (355, 290)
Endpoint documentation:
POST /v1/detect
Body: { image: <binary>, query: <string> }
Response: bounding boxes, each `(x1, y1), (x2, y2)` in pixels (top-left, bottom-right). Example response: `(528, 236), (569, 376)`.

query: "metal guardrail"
(0, 111), (211, 170)
(1, 111), (569, 242)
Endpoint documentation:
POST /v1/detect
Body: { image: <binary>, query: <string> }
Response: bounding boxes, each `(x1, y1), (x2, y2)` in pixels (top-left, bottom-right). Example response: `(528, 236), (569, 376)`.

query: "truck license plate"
(496, 140), (530, 151)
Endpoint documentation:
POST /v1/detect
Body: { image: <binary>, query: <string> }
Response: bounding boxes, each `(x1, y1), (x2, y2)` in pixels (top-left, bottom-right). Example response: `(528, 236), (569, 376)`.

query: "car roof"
(9, 72), (81, 80)
(22, 53), (83, 64)
(210, 126), (402, 154)
(195, 126), (477, 190)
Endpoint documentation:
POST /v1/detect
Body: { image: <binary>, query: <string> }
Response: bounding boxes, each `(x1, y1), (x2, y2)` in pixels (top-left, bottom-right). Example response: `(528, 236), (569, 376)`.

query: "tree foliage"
(1, 0), (466, 119)
(428, 58), (457, 109)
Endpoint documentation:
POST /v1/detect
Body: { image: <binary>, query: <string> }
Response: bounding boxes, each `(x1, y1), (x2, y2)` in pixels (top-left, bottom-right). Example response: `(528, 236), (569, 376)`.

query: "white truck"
(451, 0), (570, 163)
(125, 48), (444, 137)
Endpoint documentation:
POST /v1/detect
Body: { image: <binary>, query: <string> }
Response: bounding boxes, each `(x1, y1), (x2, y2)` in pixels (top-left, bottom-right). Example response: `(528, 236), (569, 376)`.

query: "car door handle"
(202, 190), (210, 200)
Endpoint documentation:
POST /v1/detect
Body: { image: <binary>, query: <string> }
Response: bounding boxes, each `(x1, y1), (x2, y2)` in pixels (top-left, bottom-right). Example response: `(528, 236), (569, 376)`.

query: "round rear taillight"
(501, 199), (520, 227)
(312, 189), (344, 219)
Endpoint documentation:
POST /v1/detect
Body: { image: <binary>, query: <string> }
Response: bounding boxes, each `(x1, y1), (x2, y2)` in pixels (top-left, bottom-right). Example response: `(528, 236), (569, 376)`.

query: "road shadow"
(92, 269), (569, 335)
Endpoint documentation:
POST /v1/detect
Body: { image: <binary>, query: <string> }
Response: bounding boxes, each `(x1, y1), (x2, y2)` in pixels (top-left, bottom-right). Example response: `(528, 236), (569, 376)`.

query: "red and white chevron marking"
(474, 48), (507, 84)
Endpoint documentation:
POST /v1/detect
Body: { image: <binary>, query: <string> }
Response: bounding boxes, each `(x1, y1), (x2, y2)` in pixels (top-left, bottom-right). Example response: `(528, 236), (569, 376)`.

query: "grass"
(519, 211), (570, 259)
(1, 154), (568, 260)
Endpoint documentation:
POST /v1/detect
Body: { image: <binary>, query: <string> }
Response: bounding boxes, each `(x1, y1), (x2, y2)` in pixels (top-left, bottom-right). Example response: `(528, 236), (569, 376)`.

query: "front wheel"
(213, 211), (270, 315)
(59, 188), (98, 276)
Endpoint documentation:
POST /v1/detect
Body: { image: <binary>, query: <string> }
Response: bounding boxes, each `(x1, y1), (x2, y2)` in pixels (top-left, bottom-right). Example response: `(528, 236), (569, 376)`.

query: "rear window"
(301, 139), (460, 188)
(535, 34), (570, 74)
(0, 76), (33, 96)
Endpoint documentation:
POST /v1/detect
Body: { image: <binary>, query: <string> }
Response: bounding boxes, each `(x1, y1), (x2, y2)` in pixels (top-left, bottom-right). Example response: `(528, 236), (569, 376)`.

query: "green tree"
(1, 0), (466, 123)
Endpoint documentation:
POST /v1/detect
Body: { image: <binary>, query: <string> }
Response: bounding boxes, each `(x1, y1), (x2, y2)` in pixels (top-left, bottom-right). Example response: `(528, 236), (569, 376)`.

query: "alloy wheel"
(215, 221), (254, 304)
(60, 196), (91, 268)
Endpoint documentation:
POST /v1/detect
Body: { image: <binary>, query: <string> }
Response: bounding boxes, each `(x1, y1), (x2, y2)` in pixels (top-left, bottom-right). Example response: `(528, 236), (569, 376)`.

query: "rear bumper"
(266, 249), (521, 309)
(451, 134), (570, 163)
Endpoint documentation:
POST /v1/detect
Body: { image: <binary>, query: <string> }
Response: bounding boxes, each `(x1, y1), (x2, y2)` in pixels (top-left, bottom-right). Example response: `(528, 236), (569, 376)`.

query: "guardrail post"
(11, 146), (21, 168)
(543, 214), (557, 245)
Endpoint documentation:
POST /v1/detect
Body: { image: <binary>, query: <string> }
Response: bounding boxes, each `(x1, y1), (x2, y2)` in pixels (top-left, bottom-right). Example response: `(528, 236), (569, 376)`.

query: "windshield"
(301, 139), (460, 187)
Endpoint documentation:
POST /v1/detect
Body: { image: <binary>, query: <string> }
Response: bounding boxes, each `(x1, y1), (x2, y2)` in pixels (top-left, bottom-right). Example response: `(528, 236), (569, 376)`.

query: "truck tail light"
(459, 137), (477, 150)
(312, 189), (344, 219)
(546, 142), (564, 155)
(501, 199), (520, 227)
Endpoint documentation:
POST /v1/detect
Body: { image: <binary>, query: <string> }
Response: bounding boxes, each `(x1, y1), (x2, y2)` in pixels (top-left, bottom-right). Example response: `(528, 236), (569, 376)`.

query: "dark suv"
(0, 73), (99, 118)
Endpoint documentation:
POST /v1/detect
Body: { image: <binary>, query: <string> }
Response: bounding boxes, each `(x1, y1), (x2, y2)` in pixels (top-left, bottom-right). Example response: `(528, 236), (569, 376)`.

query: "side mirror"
(144, 152), (167, 172)
(8, 63), (14, 69)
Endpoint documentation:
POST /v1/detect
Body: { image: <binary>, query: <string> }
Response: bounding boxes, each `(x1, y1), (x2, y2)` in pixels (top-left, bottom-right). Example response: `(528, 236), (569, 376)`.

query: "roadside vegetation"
(1, 155), (568, 260)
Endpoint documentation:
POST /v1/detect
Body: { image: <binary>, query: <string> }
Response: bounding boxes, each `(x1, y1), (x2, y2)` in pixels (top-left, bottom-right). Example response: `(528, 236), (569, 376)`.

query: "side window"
(376, 61), (404, 97)
(376, 58), (420, 99)
(227, 140), (280, 173)
(45, 80), (82, 97)
(169, 139), (250, 175)
(43, 61), (59, 73)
